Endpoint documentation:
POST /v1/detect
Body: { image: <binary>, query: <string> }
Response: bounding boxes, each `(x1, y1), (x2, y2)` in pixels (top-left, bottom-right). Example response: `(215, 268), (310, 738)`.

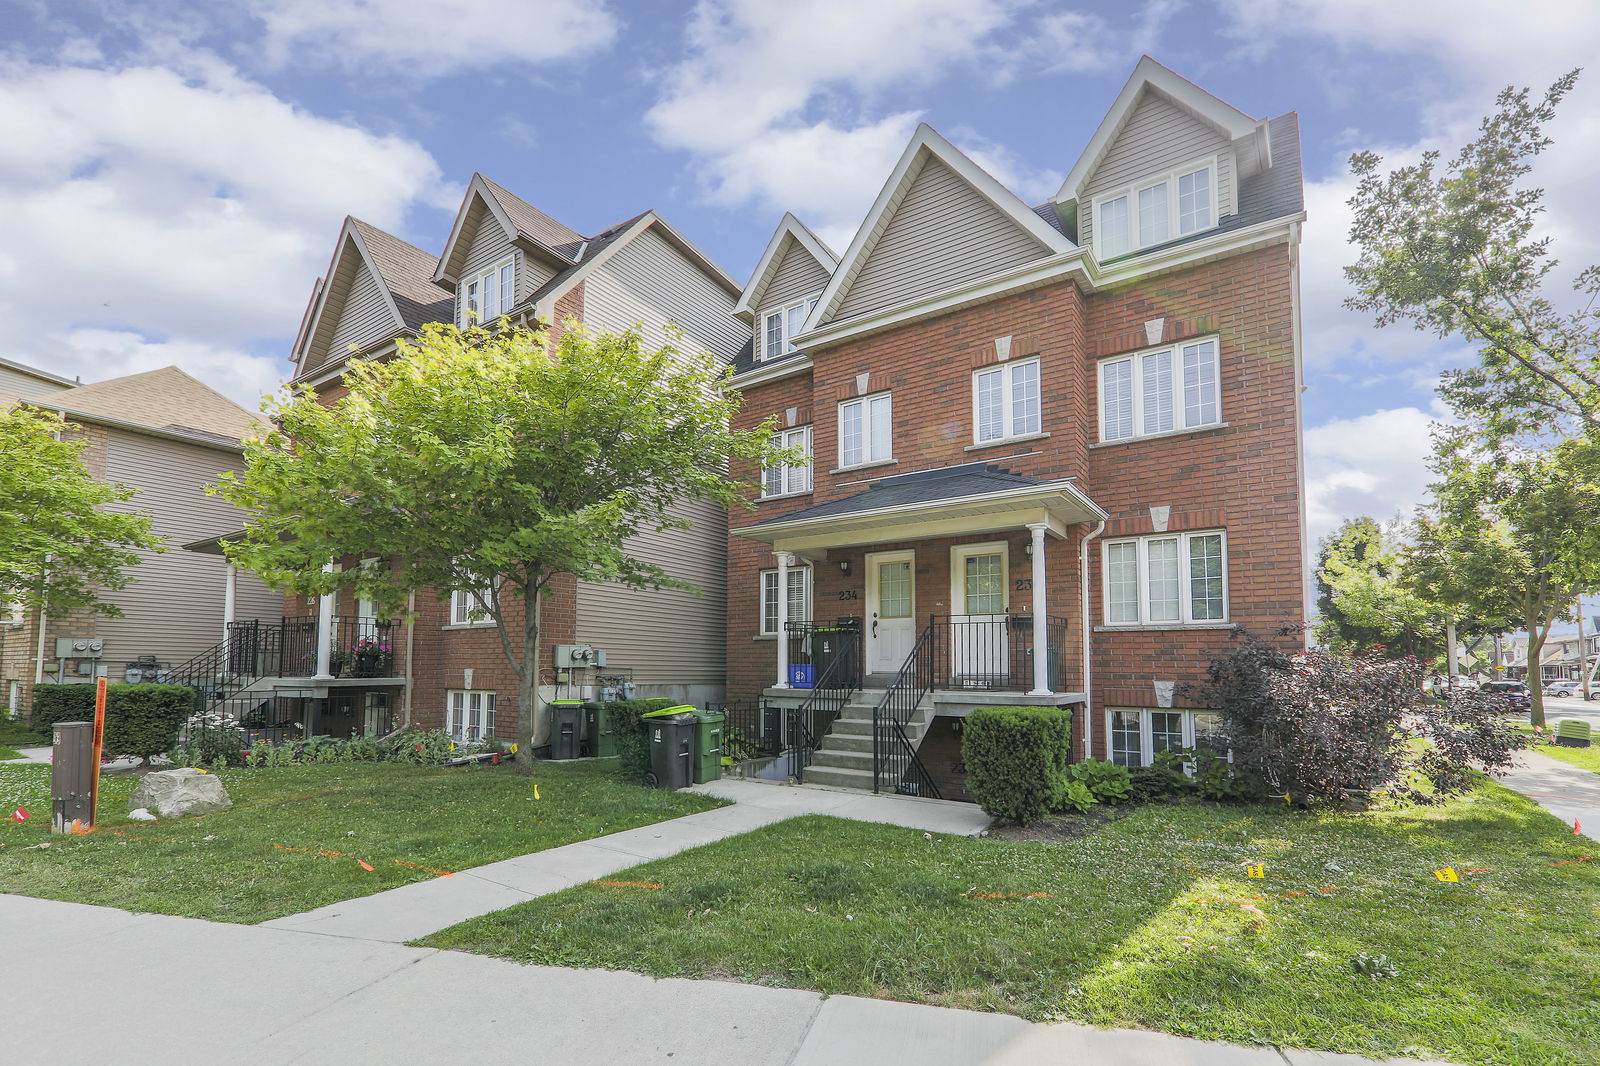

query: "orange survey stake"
(88, 677), (107, 829)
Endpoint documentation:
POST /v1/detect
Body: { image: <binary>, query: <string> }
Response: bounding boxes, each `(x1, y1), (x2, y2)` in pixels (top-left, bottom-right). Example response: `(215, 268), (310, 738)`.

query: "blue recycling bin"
(789, 664), (815, 688)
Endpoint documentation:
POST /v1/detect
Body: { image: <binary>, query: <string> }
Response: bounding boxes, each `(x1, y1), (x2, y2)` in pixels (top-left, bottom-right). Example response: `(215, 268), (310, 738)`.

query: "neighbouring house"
(185, 177), (743, 744)
(0, 363), (282, 717)
(1501, 632), (1599, 682)
(723, 57), (1308, 799)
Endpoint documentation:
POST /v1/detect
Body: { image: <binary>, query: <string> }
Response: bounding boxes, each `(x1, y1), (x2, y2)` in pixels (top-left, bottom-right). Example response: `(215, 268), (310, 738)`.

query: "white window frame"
(1101, 529), (1228, 626)
(1090, 155), (1219, 260)
(757, 293), (821, 361)
(446, 690), (496, 743)
(1105, 708), (1225, 767)
(762, 425), (813, 499)
(972, 357), (1042, 445)
(458, 256), (517, 327)
(450, 586), (495, 626)
(837, 391), (893, 469)
(1098, 336), (1221, 443)
(759, 566), (812, 636)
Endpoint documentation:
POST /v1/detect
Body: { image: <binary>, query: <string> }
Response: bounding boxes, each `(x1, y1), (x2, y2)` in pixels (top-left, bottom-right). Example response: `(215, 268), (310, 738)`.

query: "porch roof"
(735, 462), (1105, 555)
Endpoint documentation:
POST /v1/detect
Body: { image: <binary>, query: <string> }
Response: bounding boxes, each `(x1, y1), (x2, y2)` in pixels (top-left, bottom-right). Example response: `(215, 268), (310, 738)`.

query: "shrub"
(34, 683), (193, 763)
(1128, 751), (1193, 802)
(1190, 749), (1263, 803)
(1067, 758), (1133, 804)
(963, 705), (1073, 824)
(606, 698), (677, 781)
(1060, 780), (1097, 813)
(31, 684), (96, 732)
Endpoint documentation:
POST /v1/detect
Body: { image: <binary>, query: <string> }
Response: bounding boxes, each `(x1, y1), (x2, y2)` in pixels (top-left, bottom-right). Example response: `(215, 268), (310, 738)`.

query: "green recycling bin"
(691, 707), (724, 783)
(641, 705), (697, 789)
(548, 699), (585, 760)
(582, 700), (617, 758)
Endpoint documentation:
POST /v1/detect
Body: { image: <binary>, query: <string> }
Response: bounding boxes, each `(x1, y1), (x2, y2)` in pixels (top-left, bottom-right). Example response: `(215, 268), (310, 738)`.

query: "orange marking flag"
(10, 807), (27, 822)
(357, 859), (375, 872)
(394, 860), (455, 878)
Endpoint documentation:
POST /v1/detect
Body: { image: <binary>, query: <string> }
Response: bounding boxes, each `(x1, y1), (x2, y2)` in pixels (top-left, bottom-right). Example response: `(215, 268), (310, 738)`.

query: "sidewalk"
(1496, 749), (1600, 842)
(0, 893), (1443, 1066)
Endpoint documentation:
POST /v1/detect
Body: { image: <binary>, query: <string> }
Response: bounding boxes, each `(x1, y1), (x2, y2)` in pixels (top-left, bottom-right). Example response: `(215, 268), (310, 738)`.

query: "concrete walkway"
(264, 778), (993, 943)
(0, 893), (1443, 1066)
(1496, 749), (1600, 842)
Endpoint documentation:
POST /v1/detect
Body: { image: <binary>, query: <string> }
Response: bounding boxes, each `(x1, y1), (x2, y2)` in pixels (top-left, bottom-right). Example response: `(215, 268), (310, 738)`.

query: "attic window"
(1094, 158), (1217, 260)
(759, 294), (820, 360)
(460, 257), (516, 326)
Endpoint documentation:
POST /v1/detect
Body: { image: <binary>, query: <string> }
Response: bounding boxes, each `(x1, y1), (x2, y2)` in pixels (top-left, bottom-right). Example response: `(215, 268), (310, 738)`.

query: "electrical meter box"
(56, 637), (105, 659)
(554, 644), (608, 668)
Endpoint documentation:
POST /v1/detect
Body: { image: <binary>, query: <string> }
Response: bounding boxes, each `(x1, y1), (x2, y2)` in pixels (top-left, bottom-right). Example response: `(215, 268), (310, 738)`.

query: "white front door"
(951, 543), (1009, 686)
(866, 551), (915, 674)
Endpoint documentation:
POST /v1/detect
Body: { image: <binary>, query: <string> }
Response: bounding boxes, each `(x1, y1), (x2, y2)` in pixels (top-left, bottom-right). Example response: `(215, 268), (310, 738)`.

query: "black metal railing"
(871, 619), (942, 798)
(785, 620), (863, 780)
(783, 617), (863, 690)
(713, 698), (782, 762)
(280, 615), (398, 678)
(932, 613), (1070, 691)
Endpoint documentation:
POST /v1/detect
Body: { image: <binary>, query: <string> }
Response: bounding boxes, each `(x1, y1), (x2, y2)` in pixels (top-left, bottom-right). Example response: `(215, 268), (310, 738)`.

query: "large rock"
(128, 768), (232, 819)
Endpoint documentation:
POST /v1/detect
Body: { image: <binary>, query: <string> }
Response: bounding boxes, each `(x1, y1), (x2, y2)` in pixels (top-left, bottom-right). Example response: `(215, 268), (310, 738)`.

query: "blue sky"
(4, 0), (1599, 553)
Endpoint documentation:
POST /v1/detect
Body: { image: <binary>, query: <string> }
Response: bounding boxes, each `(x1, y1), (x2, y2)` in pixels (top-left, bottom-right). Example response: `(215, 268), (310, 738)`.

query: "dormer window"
(759, 294), (820, 360)
(460, 257), (516, 327)
(1094, 158), (1217, 260)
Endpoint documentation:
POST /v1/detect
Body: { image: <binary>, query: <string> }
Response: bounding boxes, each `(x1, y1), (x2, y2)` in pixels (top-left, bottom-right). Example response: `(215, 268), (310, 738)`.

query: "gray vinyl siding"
(0, 365), (72, 400)
(834, 156), (1050, 321)
(456, 210), (557, 321)
(575, 498), (727, 686)
(88, 431), (280, 669)
(584, 227), (744, 364)
(325, 260), (393, 365)
(758, 238), (831, 311)
(1080, 91), (1234, 246)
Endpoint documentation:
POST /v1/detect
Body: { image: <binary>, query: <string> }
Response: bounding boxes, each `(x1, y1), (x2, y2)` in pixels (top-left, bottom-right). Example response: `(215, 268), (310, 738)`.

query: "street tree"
(1315, 517), (1432, 656)
(217, 320), (790, 772)
(1344, 69), (1600, 444)
(0, 405), (160, 618)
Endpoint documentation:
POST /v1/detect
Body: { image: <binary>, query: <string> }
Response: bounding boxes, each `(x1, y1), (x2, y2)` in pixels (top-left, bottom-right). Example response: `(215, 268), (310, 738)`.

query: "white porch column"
(774, 551), (792, 689)
(1027, 523), (1051, 696)
(313, 561), (336, 680)
(222, 563), (238, 643)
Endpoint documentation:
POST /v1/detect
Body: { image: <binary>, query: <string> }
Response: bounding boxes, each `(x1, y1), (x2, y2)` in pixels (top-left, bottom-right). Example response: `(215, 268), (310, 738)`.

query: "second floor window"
(974, 358), (1041, 444)
(839, 392), (892, 468)
(450, 586), (493, 626)
(1100, 338), (1220, 442)
(460, 258), (516, 326)
(760, 295), (820, 360)
(763, 425), (813, 498)
(1104, 529), (1226, 626)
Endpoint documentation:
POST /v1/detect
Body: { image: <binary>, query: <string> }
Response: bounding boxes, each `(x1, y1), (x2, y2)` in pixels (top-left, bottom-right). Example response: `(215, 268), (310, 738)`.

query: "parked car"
(1479, 680), (1533, 713)
(1544, 680), (1584, 698)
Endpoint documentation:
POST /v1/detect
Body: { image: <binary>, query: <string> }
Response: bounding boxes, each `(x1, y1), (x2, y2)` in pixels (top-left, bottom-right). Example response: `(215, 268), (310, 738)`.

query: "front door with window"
(865, 551), (915, 674)
(950, 544), (1009, 686)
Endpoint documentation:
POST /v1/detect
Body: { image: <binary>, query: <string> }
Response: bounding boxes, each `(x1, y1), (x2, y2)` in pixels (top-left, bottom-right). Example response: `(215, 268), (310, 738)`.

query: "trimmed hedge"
(606, 698), (678, 781)
(964, 705), (1074, 824)
(32, 683), (195, 760)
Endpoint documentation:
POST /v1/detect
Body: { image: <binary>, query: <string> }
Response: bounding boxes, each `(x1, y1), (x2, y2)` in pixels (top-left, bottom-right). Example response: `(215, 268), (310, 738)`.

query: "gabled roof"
(732, 213), (839, 322)
(804, 124), (1075, 332)
(0, 356), (76, 390)
(1054, 56), (1268, 206)
(350, 219), (452, 332)
(291, 217), (439, 371)
(39, 366), (265, 443)
(525, 208), (740, 317)
(433, 173), (583, 284)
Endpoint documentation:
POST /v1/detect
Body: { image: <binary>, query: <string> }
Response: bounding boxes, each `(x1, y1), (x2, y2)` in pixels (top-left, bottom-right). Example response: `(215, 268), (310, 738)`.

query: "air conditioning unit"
(554, 644), (607, 668)
(55, 637), (105, 659)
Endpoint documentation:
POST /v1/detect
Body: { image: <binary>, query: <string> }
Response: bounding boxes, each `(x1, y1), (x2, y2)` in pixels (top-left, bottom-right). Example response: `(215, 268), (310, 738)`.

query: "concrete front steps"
(805, 689), (932, 790)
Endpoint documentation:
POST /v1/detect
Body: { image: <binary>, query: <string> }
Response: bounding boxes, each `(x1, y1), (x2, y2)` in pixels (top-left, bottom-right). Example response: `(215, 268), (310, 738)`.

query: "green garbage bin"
(641, 705), (697, 788)
(691, 707), (724, 783)
(583, 700), (617, 758)
(548, 699), (585, 760)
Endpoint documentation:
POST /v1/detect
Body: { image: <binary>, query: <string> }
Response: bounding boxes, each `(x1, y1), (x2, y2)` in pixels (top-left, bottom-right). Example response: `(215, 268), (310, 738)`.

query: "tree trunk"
(514, 580), (542, 776)
(1526, 611), (1547, 728)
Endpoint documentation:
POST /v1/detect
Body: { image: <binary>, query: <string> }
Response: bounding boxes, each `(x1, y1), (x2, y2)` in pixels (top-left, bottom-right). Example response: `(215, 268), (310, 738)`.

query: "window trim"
(446, 689), (497, 743)
(1098, 336), (1221, 443)
(1101, 529), (1229, 627)
(1090, 155), (1219, 260)
(971, 357), (1042, 445)
(449, 585), (495, 627)
(761, 424), (813, 499)
(1105, 707), (1225, 767)
(457, 256), (517, 327)
(837, 391), (893, 470)
(758, 565), (812, 636)
(757, 293), (821, 361)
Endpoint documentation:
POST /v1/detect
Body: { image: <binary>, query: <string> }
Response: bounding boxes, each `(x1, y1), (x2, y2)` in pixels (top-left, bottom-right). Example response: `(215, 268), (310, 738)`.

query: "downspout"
(1288, 222), (1311, 647)
(1079, 520), (1106, 760)
(403, 591), (416, 728)
(34, 608), (48, 686)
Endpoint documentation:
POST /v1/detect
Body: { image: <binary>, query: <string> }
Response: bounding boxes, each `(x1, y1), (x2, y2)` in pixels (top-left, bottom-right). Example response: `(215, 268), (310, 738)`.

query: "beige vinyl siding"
(0, 364), (72, 400)
(457, 208), (559, 319)
(835, 156), (1051, 321)
(584, 227), (744, 364)
(325, 260), (393, 365)
(1080, 91), (1235, 246)
(759, 238), (832, 310)
(575, 498), (727, 686)
(88, 430), (281, 668)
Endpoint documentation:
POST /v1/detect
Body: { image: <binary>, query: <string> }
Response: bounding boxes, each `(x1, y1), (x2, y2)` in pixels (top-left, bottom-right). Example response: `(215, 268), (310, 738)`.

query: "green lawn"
(1515, 725), (1600, 775)
(0, 759), (721, 922)
(425, 780), (1600, 1066)
(0, 747), (22, 762)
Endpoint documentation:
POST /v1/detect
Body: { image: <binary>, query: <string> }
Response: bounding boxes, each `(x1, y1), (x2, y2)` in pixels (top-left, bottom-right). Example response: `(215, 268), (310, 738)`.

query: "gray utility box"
(51, 721), (94, 833)
(646, 713), (697, 790)
(548, 699), (585, 760)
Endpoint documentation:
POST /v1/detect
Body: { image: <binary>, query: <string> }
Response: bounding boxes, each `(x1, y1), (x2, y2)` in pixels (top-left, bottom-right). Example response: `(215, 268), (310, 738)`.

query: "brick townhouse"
(185, 176), (743, 744)
(723, 57), (1308, 798)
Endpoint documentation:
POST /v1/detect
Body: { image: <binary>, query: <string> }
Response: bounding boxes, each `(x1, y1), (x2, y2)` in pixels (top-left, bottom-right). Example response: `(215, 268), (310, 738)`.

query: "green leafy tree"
(1344, 69), (1599, 444)
(217, 321), (789, 773)
(0, 406), (160, 617)
(1314, 517), (1432, 655)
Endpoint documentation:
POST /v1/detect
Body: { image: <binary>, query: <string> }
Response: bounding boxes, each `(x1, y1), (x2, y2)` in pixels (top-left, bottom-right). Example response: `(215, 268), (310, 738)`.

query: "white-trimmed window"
(1103, 530), (1227, 626)
(447, 690), (496, 742)
(1107, 708), (1224, 767)
(450, 587), (493, 626)
(2, 596), (24, 625)
(459, 257), (516, 326)
(974, 358), (1041, 444)
(838, 392), (892, 468)
(759, 295), (820, 360)
(763, 425), (813, 498)
(760, 567), (812, 635)
(1094, 159), (1217, 259)
(1099, 338), (1220, 442)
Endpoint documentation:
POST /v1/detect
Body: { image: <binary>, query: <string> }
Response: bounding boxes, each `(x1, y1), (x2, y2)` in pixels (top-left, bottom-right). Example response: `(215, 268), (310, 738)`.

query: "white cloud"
(0, 58), (452, 404)
(250, 0), (619, 77)
(1304, 406), (1442, 545)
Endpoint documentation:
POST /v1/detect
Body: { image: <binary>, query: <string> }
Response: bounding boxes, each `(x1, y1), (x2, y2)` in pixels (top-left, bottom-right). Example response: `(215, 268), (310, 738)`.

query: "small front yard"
(425, 779), (1600, 1066)
(1515, 725), (1600, 775)
(0, 747), (23, 762)
(0, 759), (721, 923)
